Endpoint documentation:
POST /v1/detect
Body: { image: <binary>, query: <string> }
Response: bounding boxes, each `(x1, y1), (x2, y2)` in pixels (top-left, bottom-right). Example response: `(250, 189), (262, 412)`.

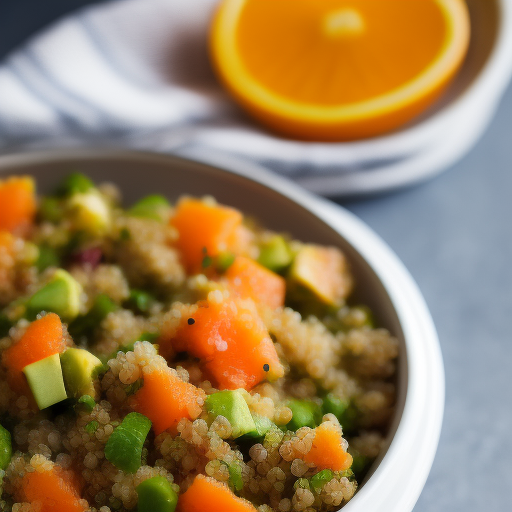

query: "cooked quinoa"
(0, 173), (398, 512)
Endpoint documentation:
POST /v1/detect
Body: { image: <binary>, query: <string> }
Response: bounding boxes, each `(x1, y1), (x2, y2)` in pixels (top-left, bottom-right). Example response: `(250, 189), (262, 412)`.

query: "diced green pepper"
(310, 469), (334, 493)
(125, 289), (156, 315)
(258, 235), (293, 273)
(205, 390), (256, 439)
(0, 424), (12, 470)
(39, 197), (63, 223)
(322, 393), (349, 419)
(36, 244), (60, 272)
(136, 476), (178, 512)
(286, 400), (322, 431)
(351, 454), (371, 479)
(77, 394), (96, 413)
(226, 461), (243, 492)
(69, 293), (118, 340)
(105, 412), (152, 473)
(129, 195), (170, 221)
(25, 269), (82, 321)
(23, 353), (68, 410)
(56, 172), (94, 197)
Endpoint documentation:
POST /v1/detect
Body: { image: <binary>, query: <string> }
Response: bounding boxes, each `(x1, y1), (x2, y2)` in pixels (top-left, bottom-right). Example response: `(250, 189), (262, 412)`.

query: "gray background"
(1, 1), (511, 511)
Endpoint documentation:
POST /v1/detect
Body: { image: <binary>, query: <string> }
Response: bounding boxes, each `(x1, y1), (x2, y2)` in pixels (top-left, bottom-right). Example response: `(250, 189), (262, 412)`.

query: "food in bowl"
(0, 173), (398, 511)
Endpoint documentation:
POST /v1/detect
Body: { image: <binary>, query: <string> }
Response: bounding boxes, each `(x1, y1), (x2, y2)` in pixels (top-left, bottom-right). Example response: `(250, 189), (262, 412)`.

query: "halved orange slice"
(210, 0), (470, 140)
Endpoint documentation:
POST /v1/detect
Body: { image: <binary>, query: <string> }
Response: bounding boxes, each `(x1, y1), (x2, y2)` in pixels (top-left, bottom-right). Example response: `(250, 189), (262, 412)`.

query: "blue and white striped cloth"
(0, 0), (510, 195)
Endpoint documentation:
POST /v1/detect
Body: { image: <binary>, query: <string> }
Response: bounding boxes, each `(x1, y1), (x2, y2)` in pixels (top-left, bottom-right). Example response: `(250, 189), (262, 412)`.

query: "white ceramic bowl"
(0, 150), (444, 511)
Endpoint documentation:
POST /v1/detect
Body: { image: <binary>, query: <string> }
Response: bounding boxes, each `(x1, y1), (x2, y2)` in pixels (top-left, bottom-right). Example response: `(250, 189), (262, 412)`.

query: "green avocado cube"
(69, 191), (111, 236)
(322, 393), (349, 419)
(288, 245), (349, 306)
(205, 390), (256, 439)
(286, 400), (322, 431)
(258, 235), (293, 273)
(129, 195), (170, 221)
(241, 414), (276, 440)
(25, 269), (82, 321)
(23, 354), (68, 410)
(136, 476), (178, 512)
(60, 348), (103, 399)
(0, 424), (12, 470)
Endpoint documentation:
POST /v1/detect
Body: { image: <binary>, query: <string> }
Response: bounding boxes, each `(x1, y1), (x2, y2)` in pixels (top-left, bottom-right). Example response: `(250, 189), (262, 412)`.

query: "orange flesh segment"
(237, 1), (447, 106)
(171, 198), (243, 273)
(225, 256), (286, 309)
(177, 474), (257, 512)
(172, 297), (284, 390)
(0, 176), (36, 234)
(304, 422), (353, 471)
(20, 467), (86, 512)
(211, 0), (470, 139)
(2, 313), (66, 393)
(131, 366), (206, 435)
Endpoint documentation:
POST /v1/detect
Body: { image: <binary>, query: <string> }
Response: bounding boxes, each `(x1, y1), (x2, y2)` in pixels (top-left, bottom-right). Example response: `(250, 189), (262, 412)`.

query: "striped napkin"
(0, 0), (508, 195)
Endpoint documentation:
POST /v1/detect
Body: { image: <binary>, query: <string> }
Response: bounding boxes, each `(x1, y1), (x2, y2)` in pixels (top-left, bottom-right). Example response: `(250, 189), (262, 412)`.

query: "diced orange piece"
(2, 313), (66, 393)
(177, 475), (257, 512)
(0, 176), (36, 234)
(225, 256), (285, 310)
(131, 366), (206, 435)
(304, 422), (353, 471)
(20, 466), (86, 512)
(171, 296), (284, 390)
(170, 198), (244, 273)
(0, 231), (15, 284)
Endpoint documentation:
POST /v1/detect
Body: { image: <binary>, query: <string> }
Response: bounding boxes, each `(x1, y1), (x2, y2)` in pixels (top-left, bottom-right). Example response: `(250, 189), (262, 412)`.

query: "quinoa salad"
(0, 173), (398, 512)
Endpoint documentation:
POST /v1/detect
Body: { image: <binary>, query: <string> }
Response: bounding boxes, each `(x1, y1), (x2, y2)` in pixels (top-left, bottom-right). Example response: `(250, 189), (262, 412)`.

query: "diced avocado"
(56, 172), (94, 196)
(36, 244), (60, 272)
(258, 235), (293, 273)
(286, 400), (322, 431)
(105, 412), (152, 473)
(288, 245), (351, 306)
(69, 293), (117, 340)
(205, 390), (256, 439)
(25, 269), (82, 321)
(242, 414), (275, 439)
(322, 393), (349, 419)
(129, 195), (170, 221)
(0, 424), (12, 470)
(23, 353), (68, 410)
(310, 469), (334, 493)
(136, 475), (178, 512)
(60, 348), (103, 399)
(68, 191), (111, 236)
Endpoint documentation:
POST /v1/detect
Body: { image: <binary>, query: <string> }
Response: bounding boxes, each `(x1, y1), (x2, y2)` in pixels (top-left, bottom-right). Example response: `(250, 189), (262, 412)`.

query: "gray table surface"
(1, 1), (511, 511)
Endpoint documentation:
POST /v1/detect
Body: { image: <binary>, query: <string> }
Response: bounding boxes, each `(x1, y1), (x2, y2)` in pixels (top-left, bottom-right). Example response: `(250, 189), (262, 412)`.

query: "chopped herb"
(85, 420), (99, 434)
(77, 395), (96, 413)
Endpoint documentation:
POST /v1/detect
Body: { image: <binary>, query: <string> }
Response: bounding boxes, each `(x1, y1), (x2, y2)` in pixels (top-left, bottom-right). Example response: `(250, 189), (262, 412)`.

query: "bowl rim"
(0, 149), (445, 512)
